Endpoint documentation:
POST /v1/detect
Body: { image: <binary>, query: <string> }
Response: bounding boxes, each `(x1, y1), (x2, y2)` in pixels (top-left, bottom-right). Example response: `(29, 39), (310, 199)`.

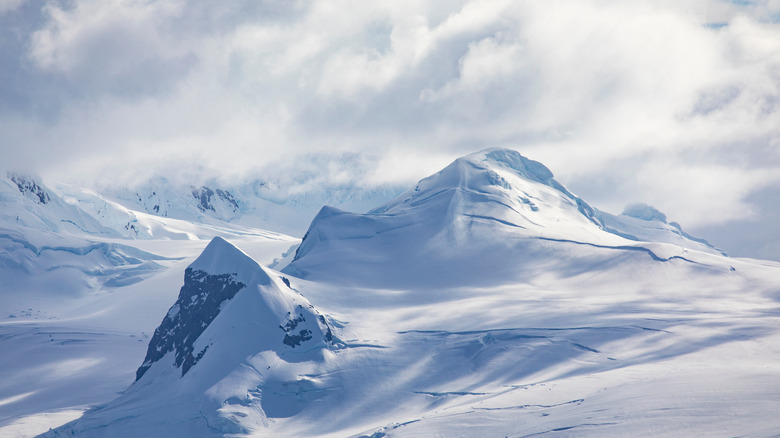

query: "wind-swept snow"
(284, 149), (719, 287)
(47, 237), (335, 436)
(49, 235), (780, 437)
(0, 175), (299, 437)
(2, 149), (780, 437)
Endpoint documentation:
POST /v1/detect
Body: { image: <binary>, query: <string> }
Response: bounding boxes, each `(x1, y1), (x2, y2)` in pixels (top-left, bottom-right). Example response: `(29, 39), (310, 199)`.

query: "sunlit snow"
(1, 149), (779, 437)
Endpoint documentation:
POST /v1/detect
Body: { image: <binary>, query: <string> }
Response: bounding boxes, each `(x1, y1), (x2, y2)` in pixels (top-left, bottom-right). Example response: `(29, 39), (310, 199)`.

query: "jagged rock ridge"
(134, 236), (335, 384)
(135, 268), (247, 381)
(7, 172), (50, 204)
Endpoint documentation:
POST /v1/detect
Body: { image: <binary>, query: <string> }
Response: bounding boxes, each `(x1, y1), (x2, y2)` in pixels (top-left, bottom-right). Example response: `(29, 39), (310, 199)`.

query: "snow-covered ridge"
(105, 177), (403, 238)
(286, 148), (722, 286)
(597, 202), (725, 256)
(0, 171), (296, 244)
(366, 148), (607, 237)
(49, 237), (337, 436)
(14, 149), (780, 438)
(136, 236), (334, 383)
(7, 172), (50, 205)
(90, 154), (408, 237)
(1, 172), (121, 237)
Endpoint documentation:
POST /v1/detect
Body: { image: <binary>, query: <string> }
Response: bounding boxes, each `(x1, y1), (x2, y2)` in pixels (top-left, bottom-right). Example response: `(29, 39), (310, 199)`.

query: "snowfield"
(2, 149), (780, 437)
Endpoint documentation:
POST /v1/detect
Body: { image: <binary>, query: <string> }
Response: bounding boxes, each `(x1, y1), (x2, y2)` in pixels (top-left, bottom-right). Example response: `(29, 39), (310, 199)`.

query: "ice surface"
(2, 149), (780, 437)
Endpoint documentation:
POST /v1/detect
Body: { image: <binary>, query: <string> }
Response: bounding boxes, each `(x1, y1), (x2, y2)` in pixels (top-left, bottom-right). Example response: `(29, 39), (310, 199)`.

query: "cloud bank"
(1, 0), (779, 258)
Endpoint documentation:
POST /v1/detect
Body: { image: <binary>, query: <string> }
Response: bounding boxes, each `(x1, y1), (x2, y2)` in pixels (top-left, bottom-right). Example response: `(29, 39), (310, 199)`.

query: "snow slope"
(284, 149), (719, 287)
(35, 148), (780, 437)
(0, 173), (301, 437)
(1, 173), (121, 238)
(0, 170), (297, 311)
(47, 237), (336, 437)
(597, 202), (726, 256)
(1, 171), (296, 241)
(0, 231), (298, 438)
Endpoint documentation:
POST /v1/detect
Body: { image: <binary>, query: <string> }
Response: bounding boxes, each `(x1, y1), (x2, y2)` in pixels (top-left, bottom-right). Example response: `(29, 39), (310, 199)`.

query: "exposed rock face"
(191, 186), (239, 213)
(135, 237), (335, 384)
(135, 268), (247, 381)
(7, 172), (50, 204)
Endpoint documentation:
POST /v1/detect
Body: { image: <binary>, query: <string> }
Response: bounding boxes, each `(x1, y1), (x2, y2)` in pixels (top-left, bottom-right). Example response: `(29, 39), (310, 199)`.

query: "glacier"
(1, 149), (779, 437)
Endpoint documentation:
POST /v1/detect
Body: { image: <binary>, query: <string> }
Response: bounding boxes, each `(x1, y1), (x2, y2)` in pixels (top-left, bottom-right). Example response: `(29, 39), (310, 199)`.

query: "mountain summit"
(369, 148), (604, 231)
(284, 148), (723, 286)
(135, 236), (335, 384)
(49, 237), (336, 436)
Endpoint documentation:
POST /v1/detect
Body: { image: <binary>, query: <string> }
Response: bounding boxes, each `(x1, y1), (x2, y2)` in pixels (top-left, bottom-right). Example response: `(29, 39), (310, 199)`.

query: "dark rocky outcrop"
(135, 268), (246, 381)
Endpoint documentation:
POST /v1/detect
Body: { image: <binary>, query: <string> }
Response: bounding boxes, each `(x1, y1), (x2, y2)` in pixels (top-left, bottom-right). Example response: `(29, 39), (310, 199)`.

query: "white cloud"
(31, 0), (184, 71)
(632, 158), (778, 226)
(316, 15), (434, 99)
(28, 0), (194, 98)
(0, 0), (25, 14)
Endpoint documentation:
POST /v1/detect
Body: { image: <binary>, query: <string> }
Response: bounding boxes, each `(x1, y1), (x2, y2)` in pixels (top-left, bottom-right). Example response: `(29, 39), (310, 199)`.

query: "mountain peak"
(285, 148), (729, 286)
(189, 236), (270, 286)
(370, 147), (602, 229)
(479, 148), (554, 183)
(287, 148), (617, 286)
(135, 237), (333, 383)
(135, 237), (257, 381)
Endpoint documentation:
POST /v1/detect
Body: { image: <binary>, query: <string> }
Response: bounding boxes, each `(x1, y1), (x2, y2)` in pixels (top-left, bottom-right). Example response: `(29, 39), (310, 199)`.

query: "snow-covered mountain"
(1, 171), (295, 242)
(29, 148), (780, 437)
(85, 153), (406, 237)
(0, 170), (295, 301)
(47, 237), (335, 436)
(98, 176), (403, 238)
(2, 172), (122, 237)
(284, 149), (723, 286)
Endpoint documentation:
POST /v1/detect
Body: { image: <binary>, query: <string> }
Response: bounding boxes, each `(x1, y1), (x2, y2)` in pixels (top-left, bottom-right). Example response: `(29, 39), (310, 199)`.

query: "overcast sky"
(1, 0), (779, 260)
